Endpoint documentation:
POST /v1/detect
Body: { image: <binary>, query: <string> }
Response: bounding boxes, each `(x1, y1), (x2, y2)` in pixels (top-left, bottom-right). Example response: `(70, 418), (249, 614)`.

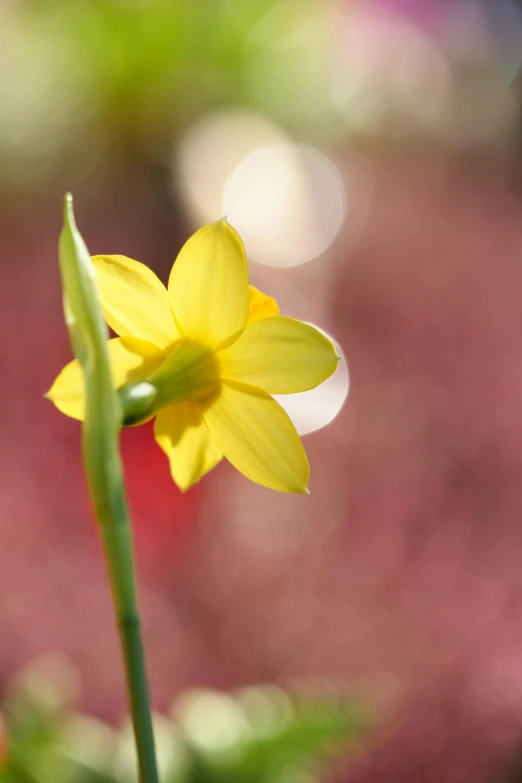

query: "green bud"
(118, 382), (157, 426)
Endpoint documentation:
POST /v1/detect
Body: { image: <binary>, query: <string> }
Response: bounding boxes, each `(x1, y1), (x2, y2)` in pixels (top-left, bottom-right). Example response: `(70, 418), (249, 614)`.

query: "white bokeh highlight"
(274, 330), (349, 436)
(175, 109), (346, 268)
(222, 143), (346, 267)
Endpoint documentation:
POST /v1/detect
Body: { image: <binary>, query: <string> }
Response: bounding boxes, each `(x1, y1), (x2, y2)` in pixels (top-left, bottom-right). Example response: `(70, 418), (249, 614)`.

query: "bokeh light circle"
(222, 142), (346, 267)
(175, 109), (288, 229)
(175, 110), (346, 268)
(330, 3), (453, 134)
(444, 0), (522, 85)
(274, 330), (349, 435)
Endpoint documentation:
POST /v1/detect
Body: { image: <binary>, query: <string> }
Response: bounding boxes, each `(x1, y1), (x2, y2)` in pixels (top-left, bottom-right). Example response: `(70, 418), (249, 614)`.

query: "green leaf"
(58, 193), (124, 529)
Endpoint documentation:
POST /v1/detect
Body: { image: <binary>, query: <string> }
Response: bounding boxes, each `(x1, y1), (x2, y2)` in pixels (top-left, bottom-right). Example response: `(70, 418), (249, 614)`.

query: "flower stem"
(84, 389), (160, 783)
(101, 508), (160, 783)
(118, 613), (159, 780)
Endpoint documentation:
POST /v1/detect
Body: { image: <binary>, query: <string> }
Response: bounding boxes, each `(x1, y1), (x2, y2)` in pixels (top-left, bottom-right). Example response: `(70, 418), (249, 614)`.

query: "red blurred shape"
(121, 422), (203, 578)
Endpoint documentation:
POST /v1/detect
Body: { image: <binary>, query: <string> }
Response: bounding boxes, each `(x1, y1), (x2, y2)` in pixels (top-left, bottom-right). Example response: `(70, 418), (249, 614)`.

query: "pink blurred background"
(4, 0), (522, 780)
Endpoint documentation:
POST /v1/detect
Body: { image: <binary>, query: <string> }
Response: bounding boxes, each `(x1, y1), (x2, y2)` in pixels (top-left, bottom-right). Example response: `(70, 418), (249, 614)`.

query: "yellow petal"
(46, 337), (166, 421)
(92, 254), (179, 348)
(248, 285), (279, 323)
(204, 380), (309, 493)
(154, 402), (223, 491)
(219, 316), (339, 394)
(168, 220), (249, 348)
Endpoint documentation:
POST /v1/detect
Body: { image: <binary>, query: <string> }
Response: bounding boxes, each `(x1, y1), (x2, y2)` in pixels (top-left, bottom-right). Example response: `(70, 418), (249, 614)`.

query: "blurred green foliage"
(3, 0), (516, 200)
(0, 657), (366, 783)
(0, 0), (335, 195)
(1, 0), (520, 198)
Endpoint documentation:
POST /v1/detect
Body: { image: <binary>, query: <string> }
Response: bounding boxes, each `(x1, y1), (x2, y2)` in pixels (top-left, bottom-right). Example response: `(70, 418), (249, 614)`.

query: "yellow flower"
(47, 220), (339, 493)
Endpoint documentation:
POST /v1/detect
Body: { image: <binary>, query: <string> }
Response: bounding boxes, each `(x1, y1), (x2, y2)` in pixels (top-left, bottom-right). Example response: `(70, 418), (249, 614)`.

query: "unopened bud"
(118, 381), (157, 426)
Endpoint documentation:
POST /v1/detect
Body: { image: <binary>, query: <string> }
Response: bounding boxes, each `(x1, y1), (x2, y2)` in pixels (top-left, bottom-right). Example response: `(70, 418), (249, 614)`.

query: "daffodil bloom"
(47, 220), (339, 493)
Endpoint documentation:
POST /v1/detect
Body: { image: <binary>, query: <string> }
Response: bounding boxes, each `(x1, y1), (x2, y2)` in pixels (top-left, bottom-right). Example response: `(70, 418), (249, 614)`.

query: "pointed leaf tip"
(63, 192), (73, 221)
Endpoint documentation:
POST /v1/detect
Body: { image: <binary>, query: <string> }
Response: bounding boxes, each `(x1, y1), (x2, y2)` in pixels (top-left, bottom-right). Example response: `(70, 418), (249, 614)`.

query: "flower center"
(118, 338), (220, 426)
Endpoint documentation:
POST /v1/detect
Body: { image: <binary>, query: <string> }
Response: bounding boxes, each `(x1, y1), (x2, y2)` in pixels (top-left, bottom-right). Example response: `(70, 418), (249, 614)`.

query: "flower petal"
(218, 317), (339, 394)
(92, 254), (178, 348)
(248, 285), (279, 323)
(154, 403), (223, 491)
(46, 337), (166, 421)
(168, 220), (249, 347)
(204, 380), (309, 493)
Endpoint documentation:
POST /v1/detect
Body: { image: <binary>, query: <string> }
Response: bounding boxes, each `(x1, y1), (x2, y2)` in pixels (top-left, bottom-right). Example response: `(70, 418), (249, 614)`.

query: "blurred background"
(4, 0), (522, 780)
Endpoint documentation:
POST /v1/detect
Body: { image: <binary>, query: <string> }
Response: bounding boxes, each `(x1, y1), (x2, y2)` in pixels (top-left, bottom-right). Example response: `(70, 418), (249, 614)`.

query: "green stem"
(118, 613), (159, 780)
(101, 514), (160, 783)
